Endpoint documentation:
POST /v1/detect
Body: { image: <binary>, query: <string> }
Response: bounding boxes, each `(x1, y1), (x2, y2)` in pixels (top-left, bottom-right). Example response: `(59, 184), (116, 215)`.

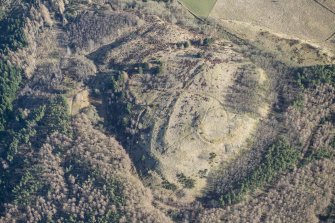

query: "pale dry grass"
(211, 0), (335, 42)
(215, 19), (335, 66)
(67, 89), (90, 115)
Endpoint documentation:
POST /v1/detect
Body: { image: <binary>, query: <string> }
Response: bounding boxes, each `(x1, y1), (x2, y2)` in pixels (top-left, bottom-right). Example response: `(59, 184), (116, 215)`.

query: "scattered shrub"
(203, 37), (214, 46)
(177, 173), (195, 189)
(195, 52), (204, 58)
(162, 179), (177, 191)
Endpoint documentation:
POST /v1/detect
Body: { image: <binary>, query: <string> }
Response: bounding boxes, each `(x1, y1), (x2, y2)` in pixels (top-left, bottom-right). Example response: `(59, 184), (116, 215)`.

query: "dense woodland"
(0, 0), (334, 222)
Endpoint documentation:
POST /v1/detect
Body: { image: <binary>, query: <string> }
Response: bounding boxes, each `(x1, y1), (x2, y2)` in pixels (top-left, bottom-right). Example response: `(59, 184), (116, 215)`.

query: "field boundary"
(314, 0), (335, 15)
(178, 0), (218, 19)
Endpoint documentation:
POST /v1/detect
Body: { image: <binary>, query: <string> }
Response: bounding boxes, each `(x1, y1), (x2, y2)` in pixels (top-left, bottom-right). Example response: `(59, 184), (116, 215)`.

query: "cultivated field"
(210, 0), (335, 42)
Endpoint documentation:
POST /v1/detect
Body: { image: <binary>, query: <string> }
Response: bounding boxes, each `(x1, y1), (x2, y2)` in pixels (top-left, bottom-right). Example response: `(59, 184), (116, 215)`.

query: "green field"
(178, 0), (218, 18)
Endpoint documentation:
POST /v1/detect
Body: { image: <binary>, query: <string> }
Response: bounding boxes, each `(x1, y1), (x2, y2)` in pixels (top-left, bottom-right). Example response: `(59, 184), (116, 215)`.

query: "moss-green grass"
(178, 0), (218, 18)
